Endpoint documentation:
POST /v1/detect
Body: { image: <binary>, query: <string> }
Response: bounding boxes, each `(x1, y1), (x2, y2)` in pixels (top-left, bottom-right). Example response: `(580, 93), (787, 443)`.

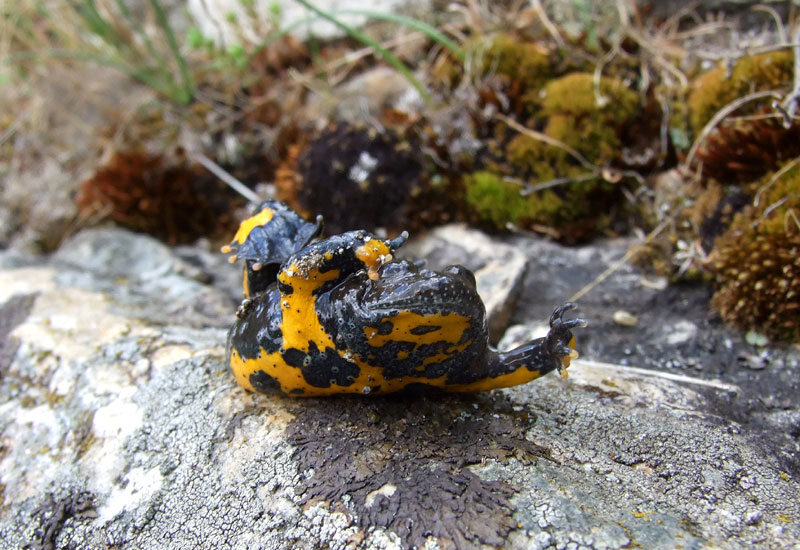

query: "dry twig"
(494, 113), (597, 171)
(777, 24), (800, 126)
(531, 0), (565, 48)
(751, 4), (788, 45)
(568, 218), (672, 303)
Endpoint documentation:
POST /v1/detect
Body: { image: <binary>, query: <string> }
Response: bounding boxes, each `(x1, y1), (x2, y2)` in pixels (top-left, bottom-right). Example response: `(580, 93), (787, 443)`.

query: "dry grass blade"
(751, 4), (788, 45)
(754, 156), (800, 207)
(194, 153), (261, 204)
(494, 113), (597, 172)
(531, 0), (565, 47)
(568, 218), (672, 303)
(572, 359), (741, 393)
(779, 25), (800, 123)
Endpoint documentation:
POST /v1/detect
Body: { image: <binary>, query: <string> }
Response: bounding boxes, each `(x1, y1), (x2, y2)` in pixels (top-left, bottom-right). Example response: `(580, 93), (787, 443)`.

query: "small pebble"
(745, 331), (769, 347)
(639, 276), (668, 290)
(613, 310), (638, 327)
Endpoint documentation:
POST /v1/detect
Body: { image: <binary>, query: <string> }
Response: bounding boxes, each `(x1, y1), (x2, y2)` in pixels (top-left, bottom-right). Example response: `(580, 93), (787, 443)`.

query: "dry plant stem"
(593, 42), (620, 107)
(441, 21), (469, 44)
(0, 108), (31, 146)
(674, 21), (731, 42)
(780, 24), (800, 123)
(699, 42), (800, 60)
(297, 0), (430, 103)
(684, 89), (782, 170)
(656, 89), (671, 163)
(756, 194), (800, 229)
(532, 0), (565, 48)
(494, 113), (597, 171)
(288, 67), (341, 112)
(613, 168), (645, 186)
(728, 112), (795, 123)
(752, 4), (788, 45)
(615, 0), (632, 26)
(595, 2), (631, 106)
(194, 153), (261, 204)
(568, 218), (671, 303)
(321, 32), (426, 87)
(626, 28), (688, 88)
(506, 221), (561, 240)
(786, 209), (800, 232)
(201, 85), (299, 135)
(754, 156), (800, 207)
(661, 2), (702, 37)
(609, 0), (688, 90)
(461, 0), (488, 35)
(519, 173), (597, 195)
(572, 359), (741, 393)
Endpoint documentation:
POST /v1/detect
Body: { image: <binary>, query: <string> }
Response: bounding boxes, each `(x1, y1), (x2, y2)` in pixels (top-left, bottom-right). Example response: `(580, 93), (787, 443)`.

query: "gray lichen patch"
(492, 370), (800, 549)
(50, 228), (237, 329)
(282, 394), (551, 549)
(29, 490), (98, 550)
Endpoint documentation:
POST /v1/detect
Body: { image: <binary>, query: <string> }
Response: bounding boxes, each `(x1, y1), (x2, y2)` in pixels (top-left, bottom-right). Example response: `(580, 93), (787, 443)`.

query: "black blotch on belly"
(409, 324), (442, 336)
(282, 341), (361, 388)
(250, 370), (283, 394)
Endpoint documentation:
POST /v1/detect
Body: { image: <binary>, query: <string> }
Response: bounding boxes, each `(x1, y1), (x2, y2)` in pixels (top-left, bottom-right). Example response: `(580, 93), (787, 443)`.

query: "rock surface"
(0, 226), (798, 550)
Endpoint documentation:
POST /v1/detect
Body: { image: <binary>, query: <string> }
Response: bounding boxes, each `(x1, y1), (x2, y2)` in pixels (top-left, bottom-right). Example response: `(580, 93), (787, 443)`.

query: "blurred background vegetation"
(1, 0), (798, 341)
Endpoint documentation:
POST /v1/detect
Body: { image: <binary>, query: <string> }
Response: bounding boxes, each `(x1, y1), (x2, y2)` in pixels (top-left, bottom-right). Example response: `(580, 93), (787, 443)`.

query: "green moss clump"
(464, 49), (646, 242)
(492, 72), (639, 241)
(505, 133), (565, 178)
(464, 171), (531, 228)
(464, 168), (615, 242)
(484, 33), (553, 91)
(542, 72), (639, 121)
(687, 51), (794, 131)
(538, 73), (640, 162)
(710, 161), (800, 341)
(504, 129), (616, 221)
(547, 113), (621, 162)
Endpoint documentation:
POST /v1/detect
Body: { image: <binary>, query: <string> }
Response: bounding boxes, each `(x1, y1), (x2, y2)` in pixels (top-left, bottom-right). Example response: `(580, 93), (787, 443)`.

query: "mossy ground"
(687, 51), (794, 131)
(3, 5), (798, 343)
(710, 163), (800, 341)
(462, 64), (646, 242)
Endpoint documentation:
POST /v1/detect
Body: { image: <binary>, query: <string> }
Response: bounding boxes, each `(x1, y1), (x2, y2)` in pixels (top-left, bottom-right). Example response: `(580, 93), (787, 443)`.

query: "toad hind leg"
(445, 303), (586, 392)
(497, 302), (587, 379)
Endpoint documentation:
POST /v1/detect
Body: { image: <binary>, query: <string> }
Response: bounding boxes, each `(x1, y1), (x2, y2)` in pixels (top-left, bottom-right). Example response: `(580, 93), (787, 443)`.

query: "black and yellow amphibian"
(221, 199), (322, 298)
(224, 202), (586, 396)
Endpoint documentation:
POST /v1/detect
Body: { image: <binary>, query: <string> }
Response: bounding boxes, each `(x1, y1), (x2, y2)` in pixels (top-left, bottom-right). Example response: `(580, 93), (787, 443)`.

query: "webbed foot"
(545, 302), (587, 377)
(493, 302), (587, 383)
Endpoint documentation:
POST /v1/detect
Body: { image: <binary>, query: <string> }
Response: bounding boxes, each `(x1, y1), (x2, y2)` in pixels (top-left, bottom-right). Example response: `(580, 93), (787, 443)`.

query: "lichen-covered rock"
(0, 227), (798, 550)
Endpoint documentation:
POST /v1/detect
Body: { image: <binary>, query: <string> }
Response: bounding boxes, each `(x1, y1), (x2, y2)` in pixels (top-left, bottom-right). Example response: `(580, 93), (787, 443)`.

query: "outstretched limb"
(495, 302), (587, 383)
(545, 302), (588, 377)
